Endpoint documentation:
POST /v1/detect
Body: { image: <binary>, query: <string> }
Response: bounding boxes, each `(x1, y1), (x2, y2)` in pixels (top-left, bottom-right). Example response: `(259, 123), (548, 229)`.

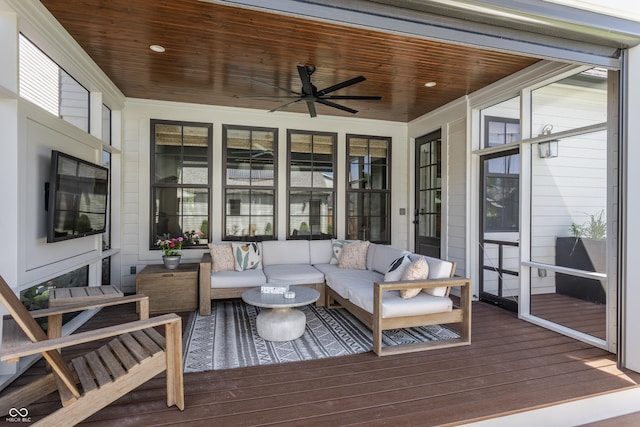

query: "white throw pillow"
(399, 257), (430, 299)
(384, 255), (412, 282)
(231, 242), (262, 271)
(208, 243), (235, 273)
(330, 239), (349, 264)
(338, 241), (370, 270)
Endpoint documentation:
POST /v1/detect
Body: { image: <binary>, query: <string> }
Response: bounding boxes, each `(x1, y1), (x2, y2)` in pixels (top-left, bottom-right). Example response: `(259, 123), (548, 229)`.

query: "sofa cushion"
(310, 240), (333, 265)
(366, 243), (377, 270)
(348, 286), (453, 318)
(338, 241), (370, 270)
(261, 240), (310, 266)
(318, 264), (383, 299)
(407, 255), (454, 297)
(208, 242), (235, 273)
(231, 242), (262, 271)
(423, 256), (455, 297)
(210, 269), (267, 288)
(383, 255), (412, 282)
(330, 239), (350, 264)
(371, 245), (411, 274)
(264, 264), (325, 285)
(399, 257), (430, 299)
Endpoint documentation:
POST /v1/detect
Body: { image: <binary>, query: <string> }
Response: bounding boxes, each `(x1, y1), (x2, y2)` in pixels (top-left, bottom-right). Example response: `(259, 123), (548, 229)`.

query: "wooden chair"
(0, 276), (184, 426)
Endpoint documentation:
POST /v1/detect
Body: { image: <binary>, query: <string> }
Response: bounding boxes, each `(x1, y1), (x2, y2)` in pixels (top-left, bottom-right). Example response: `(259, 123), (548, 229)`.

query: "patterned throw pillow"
(384, 255), (412, 282)
(330, 239), (349, 265)
(208, 243), (235, 273)
(399, 257), (430, 299)
(338, 241), (370, 270)
(231, 242), (262, 271)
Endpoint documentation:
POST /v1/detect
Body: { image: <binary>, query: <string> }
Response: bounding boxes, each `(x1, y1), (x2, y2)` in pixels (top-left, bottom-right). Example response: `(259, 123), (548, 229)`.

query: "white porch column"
(623, 44), (640, 373)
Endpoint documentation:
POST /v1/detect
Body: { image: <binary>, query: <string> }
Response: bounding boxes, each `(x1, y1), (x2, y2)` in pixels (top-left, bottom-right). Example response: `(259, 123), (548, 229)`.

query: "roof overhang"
(202, 0), (640, 68)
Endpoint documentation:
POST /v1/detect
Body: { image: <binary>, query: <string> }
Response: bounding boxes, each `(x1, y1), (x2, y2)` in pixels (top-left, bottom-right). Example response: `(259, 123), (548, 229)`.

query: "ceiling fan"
(243, 65), (381, 117)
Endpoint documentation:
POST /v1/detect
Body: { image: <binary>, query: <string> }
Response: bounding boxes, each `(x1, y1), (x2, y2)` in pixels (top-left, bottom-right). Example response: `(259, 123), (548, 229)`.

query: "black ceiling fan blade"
(317, 76), (366, 95)
(269, 98), (302, 113)
(316, 99), (358, 114)
(306, 101), (317, 117)
(319, 95), (382, 100)
(297, 65), (315, 95)
(246, 77), (300, 96)
(236, 95), (301, 99)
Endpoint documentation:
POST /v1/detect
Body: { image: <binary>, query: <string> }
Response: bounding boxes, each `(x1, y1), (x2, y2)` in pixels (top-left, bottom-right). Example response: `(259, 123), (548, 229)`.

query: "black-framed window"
(482, 150), (520, 233)
(346, 134), (391, 243)
(102, 150), (111, 250)
(223, 125), (277, 240)
(150, 120), (211, 248)
(102, 104), (111, 144)
(485, 115), (520, 147)
(482, 117), (520, 232)
(20, 265), (89, 332)
(288, 130), (336, 239)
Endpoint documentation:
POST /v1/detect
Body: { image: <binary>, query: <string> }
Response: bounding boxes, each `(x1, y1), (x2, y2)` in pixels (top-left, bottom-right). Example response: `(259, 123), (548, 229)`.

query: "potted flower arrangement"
(156, 237), (183, 269)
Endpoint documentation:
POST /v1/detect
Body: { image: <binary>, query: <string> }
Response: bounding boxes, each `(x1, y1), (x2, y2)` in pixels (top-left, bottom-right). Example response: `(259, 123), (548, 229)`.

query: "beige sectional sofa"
(199, 239), (471, 355)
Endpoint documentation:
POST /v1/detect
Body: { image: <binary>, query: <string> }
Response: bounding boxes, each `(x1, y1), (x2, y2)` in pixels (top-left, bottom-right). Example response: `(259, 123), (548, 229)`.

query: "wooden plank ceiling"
(41, 0), (540, 122)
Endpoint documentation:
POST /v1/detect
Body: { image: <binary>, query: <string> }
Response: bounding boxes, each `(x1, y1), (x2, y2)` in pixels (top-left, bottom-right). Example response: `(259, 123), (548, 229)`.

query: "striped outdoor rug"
(183, 300), (459, 372)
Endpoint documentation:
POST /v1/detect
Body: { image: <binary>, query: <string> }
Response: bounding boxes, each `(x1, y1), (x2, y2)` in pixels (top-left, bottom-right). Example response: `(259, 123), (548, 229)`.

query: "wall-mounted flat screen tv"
(46, 151), (109, 243)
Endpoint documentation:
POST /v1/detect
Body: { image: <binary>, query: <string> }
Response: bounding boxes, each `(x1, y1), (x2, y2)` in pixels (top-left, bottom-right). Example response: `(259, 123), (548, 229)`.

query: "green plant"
(570, 210), (606, 240)
(264, 222), (272, 235)
(156, 237), (183, 256)
(77, 214), (92, 233)
(200, 219), (209, 239)
(299, 222), (309, 232)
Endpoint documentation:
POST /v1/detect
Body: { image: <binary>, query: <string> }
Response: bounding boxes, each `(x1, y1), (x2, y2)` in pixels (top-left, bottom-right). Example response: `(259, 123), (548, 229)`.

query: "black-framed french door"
(479, 148), (520, 312)
(414, 130), (441, 258)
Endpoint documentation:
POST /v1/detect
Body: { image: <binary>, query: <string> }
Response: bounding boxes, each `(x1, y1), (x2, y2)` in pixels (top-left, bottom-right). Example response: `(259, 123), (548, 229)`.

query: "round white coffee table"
(241, 286), (320, 342)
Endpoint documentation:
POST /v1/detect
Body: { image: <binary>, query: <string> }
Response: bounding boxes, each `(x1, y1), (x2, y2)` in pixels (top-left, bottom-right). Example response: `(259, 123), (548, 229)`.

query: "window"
(482, 116), (520, 233)
(150, 120), (211, 248)
(102, 150), (111, 250)
(102, 104), (111, 144)
(484, 116), (520, 147)
(346, 135), (391, 243)
(19, 34), (90, 133)
(20, 266), (89, 331)
(288, 130), (336, 239)
(224, 125), (277, 240)
(482, 151), (520, 232)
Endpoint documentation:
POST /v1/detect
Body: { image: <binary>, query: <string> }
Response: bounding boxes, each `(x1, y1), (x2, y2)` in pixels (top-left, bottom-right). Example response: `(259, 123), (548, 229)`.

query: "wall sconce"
(538, 140), (558, 158)
(538, 124), (558, 158)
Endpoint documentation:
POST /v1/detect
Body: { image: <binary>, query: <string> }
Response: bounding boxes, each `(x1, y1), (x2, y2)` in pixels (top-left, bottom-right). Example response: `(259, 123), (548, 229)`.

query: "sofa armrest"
(374, 277), (470, 293)
(199, 253), (212, 315)
(372, 277), (472, 355)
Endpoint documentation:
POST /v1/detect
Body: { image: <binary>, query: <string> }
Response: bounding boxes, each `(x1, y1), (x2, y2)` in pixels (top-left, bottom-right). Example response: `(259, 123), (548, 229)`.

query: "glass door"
(414, 130), (441, 258)
(479, 149), (520, 311)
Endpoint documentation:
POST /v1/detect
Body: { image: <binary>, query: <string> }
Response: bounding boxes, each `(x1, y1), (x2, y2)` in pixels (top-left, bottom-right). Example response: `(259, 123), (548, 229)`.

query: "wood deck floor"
(5, 300), (640, 426)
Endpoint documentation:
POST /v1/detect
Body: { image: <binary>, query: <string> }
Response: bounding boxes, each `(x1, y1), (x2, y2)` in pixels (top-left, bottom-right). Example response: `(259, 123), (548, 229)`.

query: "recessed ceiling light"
(150, 44), (166, 53)
(424, 81), (437, 87)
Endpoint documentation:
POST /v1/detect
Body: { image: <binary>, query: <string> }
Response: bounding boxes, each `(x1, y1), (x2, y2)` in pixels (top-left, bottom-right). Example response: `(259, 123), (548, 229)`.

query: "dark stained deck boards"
(531, 293), (607, 339)
(3, 299), (639, 426)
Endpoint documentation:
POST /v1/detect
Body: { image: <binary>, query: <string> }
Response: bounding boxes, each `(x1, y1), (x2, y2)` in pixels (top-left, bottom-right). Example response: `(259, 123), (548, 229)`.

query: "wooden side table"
(136, 263), (199, 314)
